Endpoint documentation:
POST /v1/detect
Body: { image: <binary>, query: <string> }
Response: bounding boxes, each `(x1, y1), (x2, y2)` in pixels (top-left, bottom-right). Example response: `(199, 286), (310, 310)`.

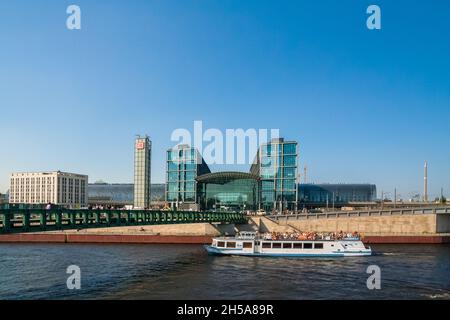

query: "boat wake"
(422, 292), (450, 299)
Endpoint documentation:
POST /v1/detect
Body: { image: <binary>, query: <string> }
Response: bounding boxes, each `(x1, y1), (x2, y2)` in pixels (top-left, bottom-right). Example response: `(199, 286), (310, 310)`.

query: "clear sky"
(1, 0), (449, 200)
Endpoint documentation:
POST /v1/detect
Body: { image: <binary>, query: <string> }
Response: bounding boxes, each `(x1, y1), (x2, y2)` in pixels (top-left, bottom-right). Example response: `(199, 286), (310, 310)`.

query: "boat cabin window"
(262, 242), (271, 249)
(243, 242), (253, 249)
(282, 243), (293, 249)
(303, 243), (313, 249)
(272, 243), (282, 249)
(217, 241), (225, 248)
(226, 242), (236, 248)
(314, 243), (324, 249)
(293, 243), (303, 249)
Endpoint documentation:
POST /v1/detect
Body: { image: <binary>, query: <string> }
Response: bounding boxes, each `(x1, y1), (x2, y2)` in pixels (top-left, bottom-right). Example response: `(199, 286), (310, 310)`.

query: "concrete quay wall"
(277, 214), (439, 235)
(0, 223), (236, 244)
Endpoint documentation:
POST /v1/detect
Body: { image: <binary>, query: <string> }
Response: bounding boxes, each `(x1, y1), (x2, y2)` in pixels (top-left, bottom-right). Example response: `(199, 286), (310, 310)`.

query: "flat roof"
(10, 171), (88, 177)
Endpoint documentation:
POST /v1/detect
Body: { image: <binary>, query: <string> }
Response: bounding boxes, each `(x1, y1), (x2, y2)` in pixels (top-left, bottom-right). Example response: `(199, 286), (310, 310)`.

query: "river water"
(0, 243), (449, 300)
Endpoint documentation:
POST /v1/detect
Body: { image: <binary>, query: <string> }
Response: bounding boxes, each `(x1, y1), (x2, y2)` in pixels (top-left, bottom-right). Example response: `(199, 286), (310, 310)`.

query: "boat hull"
(204, 245), (372, 257)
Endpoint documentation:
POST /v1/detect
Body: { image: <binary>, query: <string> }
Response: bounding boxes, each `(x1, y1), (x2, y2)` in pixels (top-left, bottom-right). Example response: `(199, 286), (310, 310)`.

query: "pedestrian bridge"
(0, 206), (247, 234)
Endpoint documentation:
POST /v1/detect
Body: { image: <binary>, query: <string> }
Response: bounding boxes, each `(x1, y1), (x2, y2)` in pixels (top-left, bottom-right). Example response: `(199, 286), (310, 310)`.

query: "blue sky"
(0, 0), (449, 199)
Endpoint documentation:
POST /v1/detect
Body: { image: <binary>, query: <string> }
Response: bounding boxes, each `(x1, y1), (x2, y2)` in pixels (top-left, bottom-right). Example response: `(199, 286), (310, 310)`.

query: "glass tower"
(166, 145), (210, 208)
(133, 136), (152, 209)
(250, 138), (298, 212)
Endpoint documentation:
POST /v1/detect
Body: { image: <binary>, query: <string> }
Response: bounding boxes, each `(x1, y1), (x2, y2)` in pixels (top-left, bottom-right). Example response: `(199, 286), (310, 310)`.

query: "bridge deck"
(0, 207), (247, 234)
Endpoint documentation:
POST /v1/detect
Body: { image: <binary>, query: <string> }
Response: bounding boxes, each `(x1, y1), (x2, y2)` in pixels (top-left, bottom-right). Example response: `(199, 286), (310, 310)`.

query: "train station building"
(166, 138), (299, 212)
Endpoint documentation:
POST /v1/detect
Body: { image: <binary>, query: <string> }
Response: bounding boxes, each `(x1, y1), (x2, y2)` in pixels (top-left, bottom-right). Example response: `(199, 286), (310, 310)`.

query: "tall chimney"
(424, 162), (428, 202)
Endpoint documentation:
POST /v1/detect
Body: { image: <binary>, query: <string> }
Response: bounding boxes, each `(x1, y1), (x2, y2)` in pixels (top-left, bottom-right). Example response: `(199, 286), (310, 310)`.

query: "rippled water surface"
(0, 244), (449, 299)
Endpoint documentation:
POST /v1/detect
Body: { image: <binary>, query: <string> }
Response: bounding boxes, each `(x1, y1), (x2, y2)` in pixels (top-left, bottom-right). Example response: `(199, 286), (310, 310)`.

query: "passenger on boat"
(260, 230), (361, 241)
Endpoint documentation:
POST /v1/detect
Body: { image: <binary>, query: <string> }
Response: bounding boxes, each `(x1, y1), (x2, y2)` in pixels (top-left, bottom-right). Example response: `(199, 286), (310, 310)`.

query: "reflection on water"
(0, 243), (449, 300)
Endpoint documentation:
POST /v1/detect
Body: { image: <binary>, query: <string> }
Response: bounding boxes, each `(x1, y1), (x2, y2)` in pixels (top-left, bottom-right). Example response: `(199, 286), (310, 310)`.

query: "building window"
(283, 155), (296, 166)
(283, 143), (296, 155)
(283, 167), (296, 179)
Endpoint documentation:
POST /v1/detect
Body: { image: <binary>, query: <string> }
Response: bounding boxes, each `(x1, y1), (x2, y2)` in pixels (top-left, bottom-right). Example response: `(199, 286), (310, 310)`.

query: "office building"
(250, 138), (298, 211)
(9, 171), (88, 207)
(166, 144), (210, 210)
(134, 136), (152, 208)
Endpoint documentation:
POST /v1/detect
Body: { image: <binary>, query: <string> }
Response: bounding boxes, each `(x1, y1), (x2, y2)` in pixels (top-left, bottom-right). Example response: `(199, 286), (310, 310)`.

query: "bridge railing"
(268, 207), (450, 222)
(0, 208), (247, 234)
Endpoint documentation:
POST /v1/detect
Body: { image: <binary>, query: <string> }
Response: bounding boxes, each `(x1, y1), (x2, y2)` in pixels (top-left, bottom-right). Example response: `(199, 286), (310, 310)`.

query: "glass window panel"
(168, 172), (178, 182)
(275, 179), (282, 190)
(185, 171), (196, 181)
(168, 161), (178, 171)
(262, 181), (274, 191)
(168, 183), (178, 192)
(260, 145), (267, 156)
(261, 157), (272, 168)
(262, 191), (274, 202)
(167, 192), (178, 201)
(283, 167), (296, 178)
(277, 167), (282, 178)
(283, 143), (296, 155)
(283, 155), (296, 166)
(261, 167), (276, 179)
(184, 192), (195, 202)
(283, 191), (296, 201)
(185, 182), (195, 192)
(283, 179), (296, 190)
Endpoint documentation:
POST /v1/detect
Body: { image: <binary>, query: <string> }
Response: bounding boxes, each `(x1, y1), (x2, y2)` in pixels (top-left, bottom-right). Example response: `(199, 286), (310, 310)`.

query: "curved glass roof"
(196, 171), (259, 183)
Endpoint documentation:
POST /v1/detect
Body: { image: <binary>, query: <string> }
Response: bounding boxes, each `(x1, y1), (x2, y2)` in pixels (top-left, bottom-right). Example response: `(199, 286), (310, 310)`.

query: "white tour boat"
(204, 232), (372, 257)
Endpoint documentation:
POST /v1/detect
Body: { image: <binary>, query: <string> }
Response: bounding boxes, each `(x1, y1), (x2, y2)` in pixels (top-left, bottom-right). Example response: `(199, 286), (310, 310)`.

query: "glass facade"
(298, 184), (377, 206)
(251, 138), (298, 212)
(165, 145), (210, 204)
(165, 138), (299, 212)
(134, 136), (152, 208)
(88, 183), (165, 205)
(197, 172), (260, 211)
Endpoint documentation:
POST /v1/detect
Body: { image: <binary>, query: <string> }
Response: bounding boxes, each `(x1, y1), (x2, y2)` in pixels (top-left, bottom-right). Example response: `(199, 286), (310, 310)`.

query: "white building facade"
(9, 171), (88, 207)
